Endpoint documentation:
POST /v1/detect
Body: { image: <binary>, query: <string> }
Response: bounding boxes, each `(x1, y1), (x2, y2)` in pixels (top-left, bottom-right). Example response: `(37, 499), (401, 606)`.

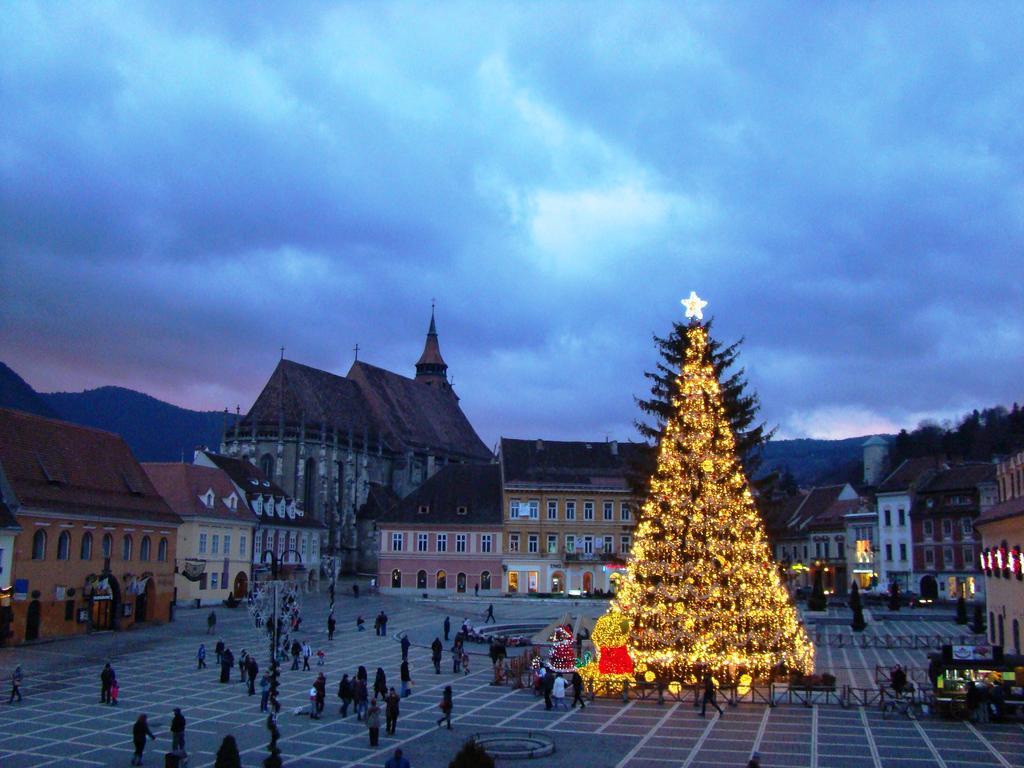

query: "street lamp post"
(259, 548), (302, 768)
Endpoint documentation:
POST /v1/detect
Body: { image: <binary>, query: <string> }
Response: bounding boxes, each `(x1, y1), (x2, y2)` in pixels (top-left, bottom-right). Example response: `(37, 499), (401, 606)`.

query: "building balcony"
(565, 552), (625, 564)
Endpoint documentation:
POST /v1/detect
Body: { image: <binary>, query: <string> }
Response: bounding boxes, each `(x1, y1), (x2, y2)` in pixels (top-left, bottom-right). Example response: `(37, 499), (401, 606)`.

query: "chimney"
(610, 440), (618, 456)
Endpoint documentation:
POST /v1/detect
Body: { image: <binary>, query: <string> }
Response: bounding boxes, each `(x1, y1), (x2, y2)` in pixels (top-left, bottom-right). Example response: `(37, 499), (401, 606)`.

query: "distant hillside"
(759, 434), (881, 487)
(41, 387), (224, 462)
(0, 362), (60, 419)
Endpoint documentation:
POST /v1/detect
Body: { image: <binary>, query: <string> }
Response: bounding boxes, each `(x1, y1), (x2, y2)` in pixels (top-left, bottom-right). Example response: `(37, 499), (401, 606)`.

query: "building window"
(303, 458), (317, 510)
(260, 453), (274, 479)
(158, 537), (168, 562)
(509, 500), (521, 519)
(57, 530), (71, 561)
(528, 534), (538, 554)
(963, 546), (974, 567)
(565, 501), (576, 521)
(923, 520), (934, 538)
(457, 506), (467, 516)
(943, 547), (954, 567)
(565, 535), (575, 554)
(436, 570), (447, 590)
(122, 535), (133, 561)
(803, 545), (809, 561)
(211, 535), (219, 555)
(527, 500), (539, 519)
(925, 548), (934, 566)
(480, 534), (492, 553)
(621, 535), (631, 553)
(885, 544), (893, 561)
(418, 505), (430, 515)
(942, 519), (952, 538)
(823, 540), (831, 558)
(898, 509), (906, 526)
(212, 572), (220, 590)
(884, 509), (891, 526)
(899, 543), (907, 561)
(437, 534), (447, 552)
(300, 535), (307, 557)
(391, 533), (404, 552)
(547, 534), (558, 554)
(223, 535), (230, 557)
(80, 531), (93, 560)
(961, 518), (973, 537)
(603, 535), (614, 553)
(508, 534), (519, 553)
(481, 570), (491, 591)
(417, 570), (427, 589)
(199, 533), (207, 554)
(456, 534), (467, 553)
(836, 540), (844, 560)
(31, 529), (46, 560)
(547, 500), (558, 520)
(620, 503), (631, 521)
(417, 533), (428, 552)
(240, 535), (247, 558)
(582, 536), (594, 554)
(584, 501), (594, 521)
(603, 502), (613, 521)
(140, 536), (151, 562)
(392, 569), (402, 589)
(815, 542), (822, 558)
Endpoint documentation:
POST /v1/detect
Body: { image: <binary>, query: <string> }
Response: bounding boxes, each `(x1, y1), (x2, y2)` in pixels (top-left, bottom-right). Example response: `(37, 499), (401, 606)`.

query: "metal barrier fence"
(874, 665), (931, 685)
(813, 633), (978, 649)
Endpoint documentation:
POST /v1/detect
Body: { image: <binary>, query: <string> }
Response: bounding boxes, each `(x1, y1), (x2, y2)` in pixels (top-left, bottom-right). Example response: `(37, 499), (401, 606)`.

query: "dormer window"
(200, 490), (215, 508)
(457, 506), (468, 516)
(224, 493), (237, 510)
(263, 480), (271, 487)
(249, 478), (259, 486)
(418, 505), (430, 515)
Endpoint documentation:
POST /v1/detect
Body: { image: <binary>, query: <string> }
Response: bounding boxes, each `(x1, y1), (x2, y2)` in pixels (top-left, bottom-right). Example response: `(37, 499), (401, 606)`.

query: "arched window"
(260, 453), (275, 479)
(57, 530), (71, 561)
(391, 569), (402, 589)
(436, 570), (447, 590)
(122, 535), (133, 561)
(102, 533), (113, 559)
(303, 458), (317, 511)
(480, 570), (491, 591)
(456, 572), (467, 593)
(80, 531), (93, 560)
(140, 536), (151, 562)
(417, 570), (427, 589)
(157, 537), (168, 562)
(31, 529), (46, 560)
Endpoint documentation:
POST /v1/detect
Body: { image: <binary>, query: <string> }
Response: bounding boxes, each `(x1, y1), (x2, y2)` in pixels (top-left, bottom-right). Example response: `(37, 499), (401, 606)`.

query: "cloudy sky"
(1, 2), (1021, 448)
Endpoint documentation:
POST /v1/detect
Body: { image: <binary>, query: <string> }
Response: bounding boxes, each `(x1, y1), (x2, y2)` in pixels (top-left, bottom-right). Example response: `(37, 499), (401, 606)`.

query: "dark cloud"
(2, 2), (1021, 446)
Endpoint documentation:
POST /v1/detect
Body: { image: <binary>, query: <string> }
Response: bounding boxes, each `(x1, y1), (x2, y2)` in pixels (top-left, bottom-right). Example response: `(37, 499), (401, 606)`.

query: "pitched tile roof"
(357, 483), (400, 521)
(877, 457), (944, 494)
(0, 407), (180, 525)
(142, 463), (257, 525)
(786, 484), (847, 529)
(500, 438), (653, 488)
(0, 499), (21, 531)
(919, 462), (997, 493)
(975, 495), (1024, 528)
(806, 498), (863, 530)
(377, 464), (502, 526)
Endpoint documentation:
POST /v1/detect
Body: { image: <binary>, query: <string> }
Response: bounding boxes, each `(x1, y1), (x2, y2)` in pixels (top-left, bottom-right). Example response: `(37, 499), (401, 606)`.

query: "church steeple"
(415, 304), (449, 388)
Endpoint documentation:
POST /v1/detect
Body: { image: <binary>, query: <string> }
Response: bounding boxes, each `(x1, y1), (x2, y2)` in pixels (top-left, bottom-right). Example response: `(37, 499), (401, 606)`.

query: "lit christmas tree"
(548, 625), (577, 673)
(611, 293), (814, 683)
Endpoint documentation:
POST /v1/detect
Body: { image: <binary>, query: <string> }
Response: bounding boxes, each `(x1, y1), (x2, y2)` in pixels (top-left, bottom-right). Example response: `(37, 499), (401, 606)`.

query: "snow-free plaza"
(0, 591), (1021, 768)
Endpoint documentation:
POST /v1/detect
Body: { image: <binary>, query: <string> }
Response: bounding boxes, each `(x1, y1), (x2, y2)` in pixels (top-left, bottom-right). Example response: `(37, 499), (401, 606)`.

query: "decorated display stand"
(579, 293), (814, 697)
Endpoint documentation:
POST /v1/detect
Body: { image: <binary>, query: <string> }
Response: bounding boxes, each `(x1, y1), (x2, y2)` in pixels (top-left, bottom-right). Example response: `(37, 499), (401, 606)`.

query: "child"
(461, 650), (470, 675)
(356, 615), (366, 631)
(316, 649), (326, 666)
(110, 678), (120, 705)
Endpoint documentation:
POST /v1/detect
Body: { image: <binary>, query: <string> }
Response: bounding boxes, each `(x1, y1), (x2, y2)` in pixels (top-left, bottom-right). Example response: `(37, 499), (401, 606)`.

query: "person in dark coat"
(220, 648), (235, 684)
(352, 583), (359, 599)
(571, 669), (586, 709)
(385, 687), (400, 735)
(400, 634), (411, 661)
(431, 638), (443, 673)
(400, 660), (412, 697)
(700, 672), (723, 717)
(314, 672), (326, 718)
(385, 748), (411, 768)
(374, 667), (388, 700)
(338, 673), (353, 717)
(443, 616), (451, 641)
(130, 714), (156, 765)
(214, 734), (242, 768)
(207, 610), (217, 634)
(436, 685), (453, 729)
(542, 667), (554, 710)
(291, 639), (301, 670)
(891, 664), (907, 696)
(355, 677), (369, 721)
(170, 707), (186, 752)
(366, 698), (382, 746)
(246, 655), (259, 695)
(100, 663), (114, 704)
(484, 604), (495, 624)
(327, 614), (336, 641)
(214, 638), (225, 666)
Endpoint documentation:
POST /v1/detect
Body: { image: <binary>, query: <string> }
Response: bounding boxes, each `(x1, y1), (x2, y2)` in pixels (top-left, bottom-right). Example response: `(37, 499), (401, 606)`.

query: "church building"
(220, 312), (492, 578)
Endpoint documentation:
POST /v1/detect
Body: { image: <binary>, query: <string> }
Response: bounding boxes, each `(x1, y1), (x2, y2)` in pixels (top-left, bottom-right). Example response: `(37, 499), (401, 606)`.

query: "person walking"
(385, 748), (411, 768)
(327, 614), (336, 641)
(302, 641), (313, 671)
(338, 673), (353, 717)
(352, 583), (359, 599)
(355, 676), (369, 721)
(461, 650), (470, 676)
(357, 615), (366, 631)
(214, 735), (242, 768)
(259, 673), (271, 712)
(291, 639), (301, 670)
(452, 641), (462, 674)
(484, 604), (495, 624)
(366, 698), (382, 746)
(474, 583), (479, 597)
(541, 667), (554, 710)
(385, 687), (400, 736)
(207, 610), (217, 635)
(130, 714), (156, 765)
(170, 707), (186, 753)
(100, 663), (114, 703)
(238, 649), (249, 682)
(431, 638), (443, 674)
(8, 666), (23, 704)
(374, 667), (388, 700)
(246, 654), (259, 695)
(197, 644), (207, 670)
(314, 672), (326, 718)
(552, 673), (568, 710)
(891, 664), (907, 697)
(700, 672), (724, 717)
(436, 685), (453, 730)
(400, 660), (412, 698)
(400, 634), (411, 662)
(110, 676), (120, 705)
(215, 638), (225, 666)
(571, 669), (586, 709)
(309, 685), (319, 718)
(443, 616), (451, 641)
(220, 647), (235, 684)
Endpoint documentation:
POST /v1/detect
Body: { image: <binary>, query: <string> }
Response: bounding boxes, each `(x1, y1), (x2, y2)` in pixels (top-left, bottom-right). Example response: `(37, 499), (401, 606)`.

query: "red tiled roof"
(378, 464), (502, 526)
(806, 498), (862, 530)
(877, 457), (944, 494)
(0, 408), (180, 525)
(142, 463), (257, 524)
(787, 485), (846, 529)
(975, 495), (1024, 528)
(920, 462), (997, 493)
(500, 437), (653, 487)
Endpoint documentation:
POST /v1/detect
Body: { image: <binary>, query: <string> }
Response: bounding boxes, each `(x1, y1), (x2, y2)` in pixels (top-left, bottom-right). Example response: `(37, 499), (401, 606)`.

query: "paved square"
(0, 593), (1021, 767)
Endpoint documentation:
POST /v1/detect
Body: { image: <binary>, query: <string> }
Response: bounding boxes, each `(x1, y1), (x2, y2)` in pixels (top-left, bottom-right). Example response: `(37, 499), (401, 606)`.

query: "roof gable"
(142, 463), (257, 524)
(378, 464), (501, 525)
(500, 438), (652, 487)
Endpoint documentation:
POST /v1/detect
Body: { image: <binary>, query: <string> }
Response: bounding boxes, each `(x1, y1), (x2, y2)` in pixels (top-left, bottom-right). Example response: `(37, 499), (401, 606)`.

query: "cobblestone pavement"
(0, 592), (1020, 768)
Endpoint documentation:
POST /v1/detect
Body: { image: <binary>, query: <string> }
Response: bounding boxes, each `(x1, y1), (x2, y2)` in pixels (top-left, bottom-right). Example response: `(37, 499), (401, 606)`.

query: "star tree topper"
(681, 291), (708, 320)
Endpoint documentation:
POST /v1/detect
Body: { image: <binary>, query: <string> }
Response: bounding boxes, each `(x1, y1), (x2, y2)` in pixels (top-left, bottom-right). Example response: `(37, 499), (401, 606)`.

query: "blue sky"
(1, 2), (1021, 447)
